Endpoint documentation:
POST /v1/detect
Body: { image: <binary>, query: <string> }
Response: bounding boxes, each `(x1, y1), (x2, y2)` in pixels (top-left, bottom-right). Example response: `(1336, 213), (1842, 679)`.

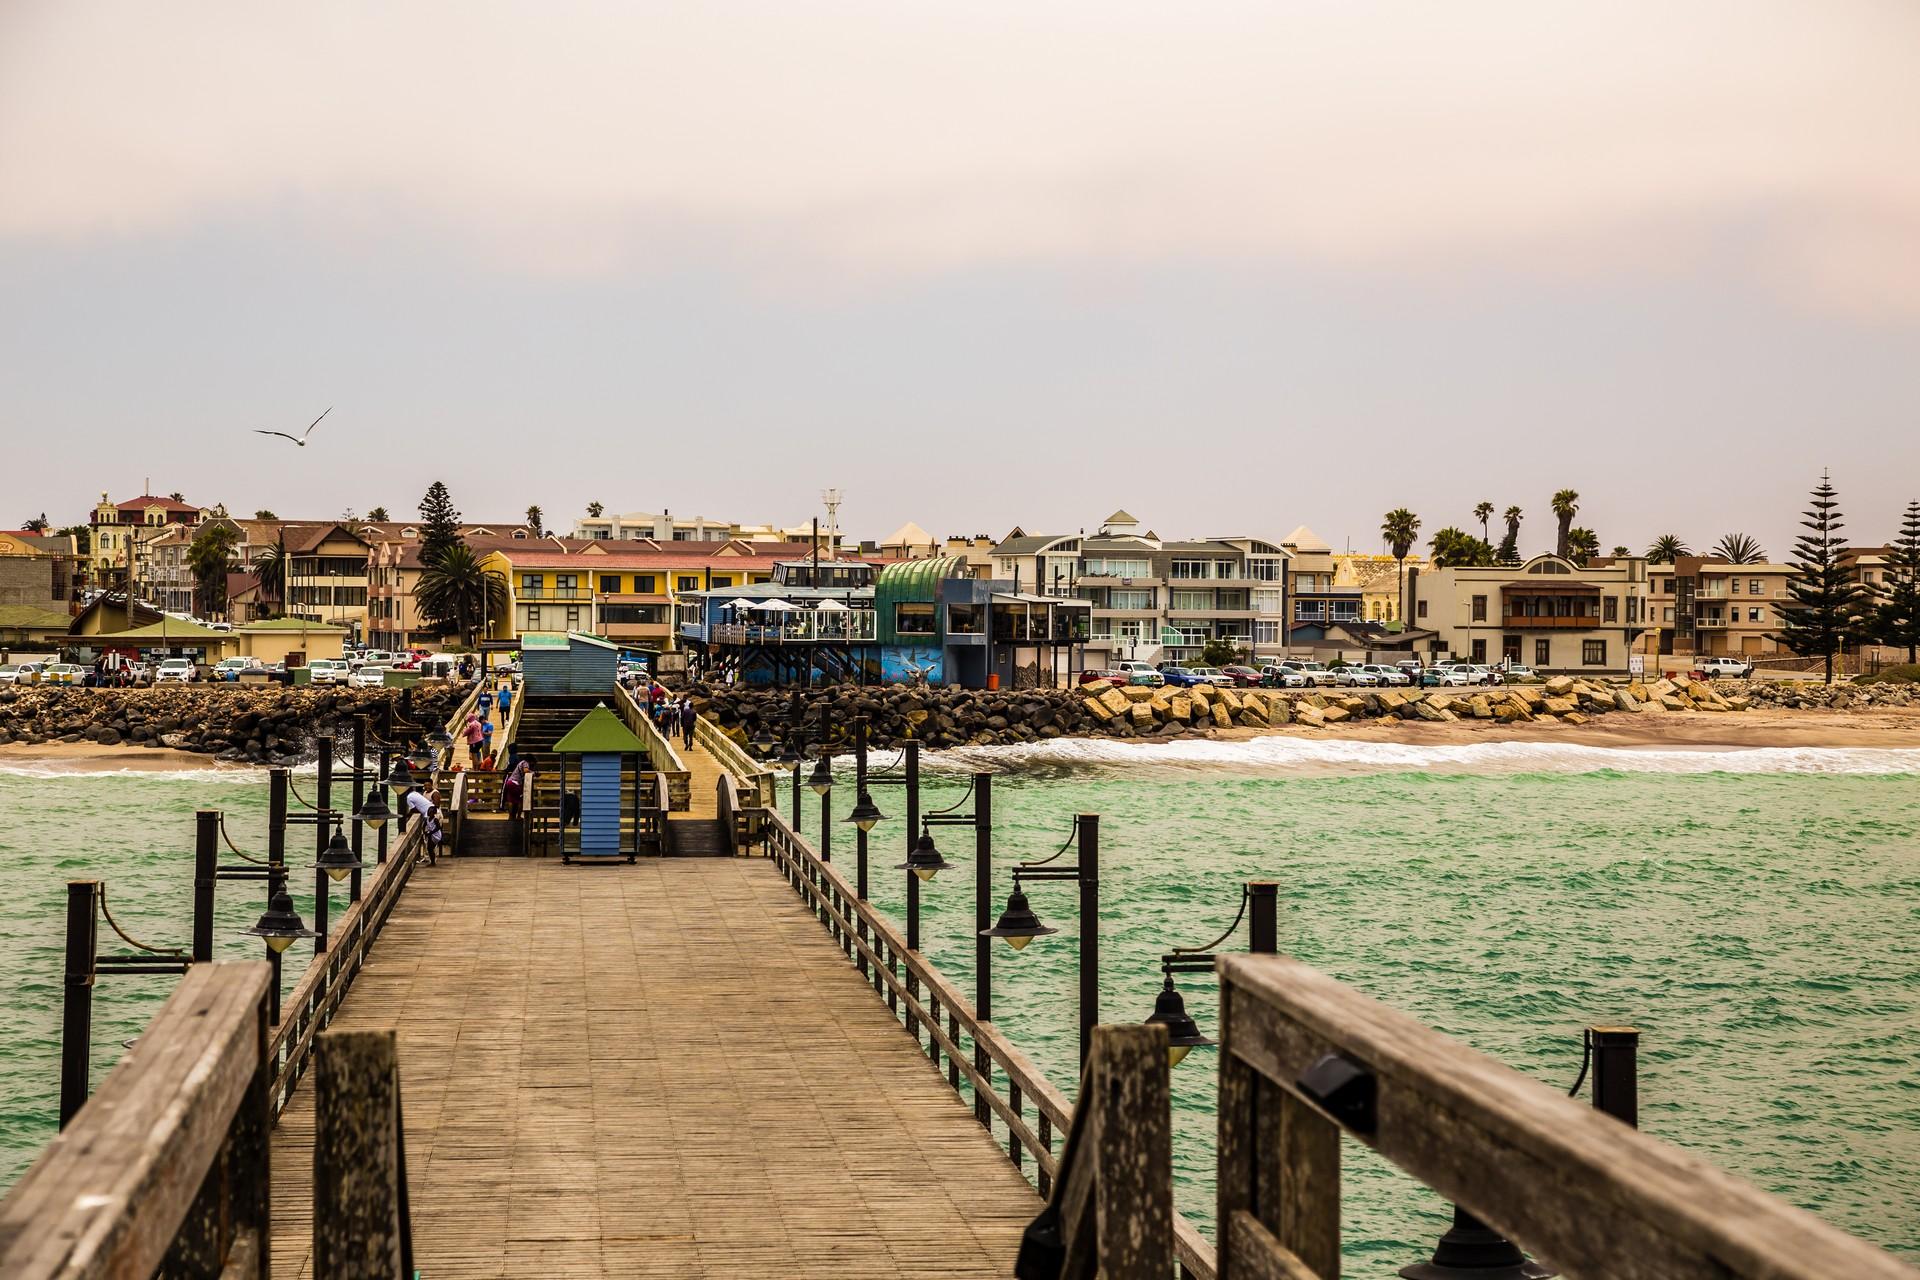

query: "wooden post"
(267, 768), (287, 1027)
(974, 772), (992, 1128)
(313, 1029), (412, 1279)
(1055, 1023), (1173, 1279)
(314, 737), (332, 955)
(1247, 881), (1278, 954)
(193, 810), (219, 963)
(904, 742), (920, 951)
(1077, 815), (1099, 1072)
(349, 718), (366, 903)
(58, 880), (99, 1128)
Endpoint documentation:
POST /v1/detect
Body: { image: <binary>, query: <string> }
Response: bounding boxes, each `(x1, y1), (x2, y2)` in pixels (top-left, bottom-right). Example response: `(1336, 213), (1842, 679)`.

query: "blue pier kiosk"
(551, 703), (646, 864)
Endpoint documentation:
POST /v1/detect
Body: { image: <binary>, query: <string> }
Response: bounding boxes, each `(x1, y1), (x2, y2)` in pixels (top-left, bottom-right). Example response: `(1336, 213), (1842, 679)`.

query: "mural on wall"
(879, 645), (945, 686)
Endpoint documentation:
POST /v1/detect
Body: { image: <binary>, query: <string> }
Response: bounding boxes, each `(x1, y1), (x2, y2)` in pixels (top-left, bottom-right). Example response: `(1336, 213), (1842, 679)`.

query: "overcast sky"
(3, 1), (1917, 559)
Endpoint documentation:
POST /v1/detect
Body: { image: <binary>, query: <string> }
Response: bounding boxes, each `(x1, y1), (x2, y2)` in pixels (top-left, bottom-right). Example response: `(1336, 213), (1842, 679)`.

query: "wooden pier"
(266, 856), (1038, 1278)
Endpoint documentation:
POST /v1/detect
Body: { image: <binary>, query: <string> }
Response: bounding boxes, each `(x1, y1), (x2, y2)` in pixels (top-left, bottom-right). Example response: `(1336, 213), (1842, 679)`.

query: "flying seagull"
(254, 407), (332, 446)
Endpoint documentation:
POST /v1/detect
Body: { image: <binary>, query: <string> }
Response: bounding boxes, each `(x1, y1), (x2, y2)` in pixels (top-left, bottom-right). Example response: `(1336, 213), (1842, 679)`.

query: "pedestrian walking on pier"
(478, 687), (493, 720)
(498, 682), (513, 722)
(678, 698), (696, 749)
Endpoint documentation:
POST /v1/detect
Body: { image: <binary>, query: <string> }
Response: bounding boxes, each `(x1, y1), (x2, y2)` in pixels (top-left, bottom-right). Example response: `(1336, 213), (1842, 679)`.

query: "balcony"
(1501, 614), (1599, 630)
(518, 587), (590, 601)
(697, 613), (880, 645)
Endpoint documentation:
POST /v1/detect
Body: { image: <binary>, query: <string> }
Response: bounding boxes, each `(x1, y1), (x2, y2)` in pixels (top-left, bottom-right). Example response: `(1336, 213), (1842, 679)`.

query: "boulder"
(1467, 694), (1493, 719)
(1561, 711), (1589, 725)
(1211, 701), (1233, 729)
(1541, 696), (1579, 715)
(1544, 675), (1575, 696)
(1294, 703), (1326, 728)
(1613, 689), (1642, 713)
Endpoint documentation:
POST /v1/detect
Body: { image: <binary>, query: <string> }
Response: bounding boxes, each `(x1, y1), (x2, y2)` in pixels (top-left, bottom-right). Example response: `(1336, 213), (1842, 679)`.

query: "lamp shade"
(895, 822), (954, 881)
(1144, 976), (1215, 1067)
(244, 888), (317, 954)
(313, 821), (365, 882)
(845, 789), (885, 832)
(981, 886), (1057, 949)
(807, 755), (834, 796)
(353, 787), (393, 830)
(387, 759), (417, 794)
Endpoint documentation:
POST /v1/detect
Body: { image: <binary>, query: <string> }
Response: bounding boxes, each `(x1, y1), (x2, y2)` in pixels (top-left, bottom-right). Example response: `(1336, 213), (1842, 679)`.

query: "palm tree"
(1611, 546), (1631, 559)
(526, 505), (545, 537)
(1551, 490), (1580, 559)
(1429, 526), (1490, 568)
(587, 501), (605, 519)
(1497, 506), (1523, 564)
(1381, 508), (1420, 621)
(1646, 534), (1690, 562)
(1566, 527), (1599, 566)
(416, 543), (510, 645)
(1713, 533), (1767, 564)
(1473, 502), (1494, 545)
(21, 513), (49, 533)
(186, 523), (241, 616)
(367, 506), (390, 522)
(251, 544), (286, 616)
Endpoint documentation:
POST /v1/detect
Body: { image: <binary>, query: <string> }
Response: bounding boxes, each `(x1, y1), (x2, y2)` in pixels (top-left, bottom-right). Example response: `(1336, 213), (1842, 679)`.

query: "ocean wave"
(0, 761), (266, 783)
(913, 736), (1920, 777)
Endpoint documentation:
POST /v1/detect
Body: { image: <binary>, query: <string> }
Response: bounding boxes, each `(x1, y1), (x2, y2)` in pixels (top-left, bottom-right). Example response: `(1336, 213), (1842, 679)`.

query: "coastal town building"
(989, 511), (1290, 668)
(1411, 553), (1650, 674)
(1282, 526), (1362, 646)
(1332, 552), (1422, 624)
(1642, 557), (1797, 658)
(480, 539), (812, 651)
(87, 492), (211, 591)
(284, 524), (373, 641)
(572, 509), (838, 551)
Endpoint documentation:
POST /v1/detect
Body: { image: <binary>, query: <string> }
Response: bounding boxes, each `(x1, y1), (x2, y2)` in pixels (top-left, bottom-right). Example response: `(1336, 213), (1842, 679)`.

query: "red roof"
(114, 494), (201, 514)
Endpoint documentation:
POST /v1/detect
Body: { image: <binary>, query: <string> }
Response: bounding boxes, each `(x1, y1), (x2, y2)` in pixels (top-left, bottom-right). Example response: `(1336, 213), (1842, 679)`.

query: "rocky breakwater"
(0, 685), (468, 763)
(696, 674), (1788, 751)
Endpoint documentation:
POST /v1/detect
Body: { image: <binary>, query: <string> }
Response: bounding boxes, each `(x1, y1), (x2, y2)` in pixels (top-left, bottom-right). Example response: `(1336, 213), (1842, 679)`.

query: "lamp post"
(982, 813), (1100, 1070)
(191, 772), (323, 1028)
(58, 878), (191, 1126)
(1139, 880), (1278, 1068)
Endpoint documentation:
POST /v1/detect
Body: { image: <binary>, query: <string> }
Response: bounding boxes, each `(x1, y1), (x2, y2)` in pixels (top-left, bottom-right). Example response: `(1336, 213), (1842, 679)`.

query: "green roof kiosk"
(551, 703), (647, 864)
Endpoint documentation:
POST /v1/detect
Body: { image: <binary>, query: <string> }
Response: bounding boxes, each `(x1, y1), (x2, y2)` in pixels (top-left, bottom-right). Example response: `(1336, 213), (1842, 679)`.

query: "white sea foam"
(0, 761), (266, 784)
(918, 736), (1920, 777)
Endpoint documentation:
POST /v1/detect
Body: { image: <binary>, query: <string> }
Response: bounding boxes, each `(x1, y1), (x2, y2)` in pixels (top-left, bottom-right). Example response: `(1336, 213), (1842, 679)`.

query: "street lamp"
(245, 887), (317, 954)
(981, 813), (1100, 1068)
(1138, 881), (1276, 1068)
(896, 819), (954, 881)
(353, 785), (392, 830)
(807, 753), (834, 797)
(387, 757), (417, 795)
(313, 818), (364, 883)
(845, 789), (884, 832)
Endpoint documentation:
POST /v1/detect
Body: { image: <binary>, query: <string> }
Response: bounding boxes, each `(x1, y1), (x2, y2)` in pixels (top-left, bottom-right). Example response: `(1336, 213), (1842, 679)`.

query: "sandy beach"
(0, 742), (225, 772)
(1214, 705), (1920, 750)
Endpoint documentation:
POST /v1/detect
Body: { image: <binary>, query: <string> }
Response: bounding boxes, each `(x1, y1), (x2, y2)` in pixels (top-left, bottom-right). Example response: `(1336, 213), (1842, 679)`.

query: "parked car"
(1220, 665), (1262, 687)
(1157, 665), (1208, 687)
(1127, 668), (1166, 688)
(1186, 666), (1232, 687)
(1078, 669), (1127, 688)
(1498, 663), (1538, 681)
(1462, 664), (1505, 686)
(307, 659), (352, 686)
(1359, 664), (1410, 686)
(1280, 660), (1339, 687)
(154, 657), (196, 683)
(213, 657), (264, 682)
(1259, 664), (1309, 688)
(1421, 666), (1472, 687)
(0, 663), (33, 685)
(351, 664), (393, 689)
(350, 648), (397, 671)
(1114, 660), (1157, 678)
(1695, 656), (1754, 679)
(43, 663), (87, 686)
(1331, 665), (1379, 687)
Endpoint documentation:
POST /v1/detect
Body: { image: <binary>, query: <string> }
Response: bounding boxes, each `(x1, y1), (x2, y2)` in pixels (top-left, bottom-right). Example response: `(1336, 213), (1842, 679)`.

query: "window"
(1503, 635), (1521, 663)
(600, 604), (666, 625)
(1085, 557), (1149, 578)
(1750, 579), (1763, 595)
(1582, 640), (1607, 665)
(599, 575), (621, 594)
(565, 606), (581, 628)
(1749, 607), (1762, 622)
(1730, 578), (1741, 594)
(1470, 638), (1487, 663)
(520, 573), (541, 593)
(1471, 594), (1487, 622)
(677, 576), (699, 592)
(1663, 607), (1674, 622)
(1249, 557), (1283, 581)
(1169, 559), (1214, 580)
(1603, 596), (1618, 623)
(948, 602), (983, 634)
(554, 574), (578, 592)
(1534, 638), (1551, 666)
(634, 575), (657, 594)
(526, 606), (542, 628)
(1255, 620), (1280, 645)
(1254, 589), (1284, 615)
(1117, 619), (1146, 642)
(1172, 590), (1214, 612)
(895, 602), (936, 635)
(1109, 589), (1152, 611)
(1416, 600), (1428, 619)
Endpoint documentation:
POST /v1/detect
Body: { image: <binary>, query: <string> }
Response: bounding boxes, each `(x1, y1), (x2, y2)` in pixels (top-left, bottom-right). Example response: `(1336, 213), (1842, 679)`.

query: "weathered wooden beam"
(1056, 1024), (1173, 1280)
(1219, 954), (1920, 1280)
(313, 1028), (411, 1280)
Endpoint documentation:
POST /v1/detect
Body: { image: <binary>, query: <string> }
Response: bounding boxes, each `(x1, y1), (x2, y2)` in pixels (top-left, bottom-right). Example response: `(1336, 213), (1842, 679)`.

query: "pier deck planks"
(268, 856), (1037, 1278)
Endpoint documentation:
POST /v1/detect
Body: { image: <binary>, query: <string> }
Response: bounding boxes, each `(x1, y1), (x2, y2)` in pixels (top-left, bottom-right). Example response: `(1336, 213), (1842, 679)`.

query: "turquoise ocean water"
(3, 737), (1918, 1265)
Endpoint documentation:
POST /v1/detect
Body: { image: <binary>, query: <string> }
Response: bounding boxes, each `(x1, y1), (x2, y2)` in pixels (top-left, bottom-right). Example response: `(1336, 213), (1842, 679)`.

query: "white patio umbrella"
(750, 599), (798, 612)
(727, 598), (757, 610)
(813, 599), (849, 612)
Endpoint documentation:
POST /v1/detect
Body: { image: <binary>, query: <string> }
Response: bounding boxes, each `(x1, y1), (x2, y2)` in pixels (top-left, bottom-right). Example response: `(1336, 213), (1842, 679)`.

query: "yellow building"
(1332, 552), (1424, 624)
(234, 618), (347, 665)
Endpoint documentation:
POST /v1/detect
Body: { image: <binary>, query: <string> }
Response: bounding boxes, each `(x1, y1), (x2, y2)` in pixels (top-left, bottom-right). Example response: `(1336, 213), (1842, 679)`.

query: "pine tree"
(1874, 500), (1920, 663)
(1774, 473), (1866, 684)
(418, 482), (462, 569)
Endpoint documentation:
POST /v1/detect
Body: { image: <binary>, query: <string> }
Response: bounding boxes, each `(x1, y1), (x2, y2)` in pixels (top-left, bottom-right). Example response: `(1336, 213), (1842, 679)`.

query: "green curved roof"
(875, 556), (967, 645)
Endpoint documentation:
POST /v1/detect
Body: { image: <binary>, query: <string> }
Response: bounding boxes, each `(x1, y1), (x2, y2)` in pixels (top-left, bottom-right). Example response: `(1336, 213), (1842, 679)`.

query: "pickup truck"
(1694, 656), (1754, 679)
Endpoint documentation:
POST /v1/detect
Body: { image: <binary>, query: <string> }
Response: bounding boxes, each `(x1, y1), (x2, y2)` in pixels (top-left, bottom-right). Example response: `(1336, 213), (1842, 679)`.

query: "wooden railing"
(694, 713), (777, 809)
(266, 816), (427, 1117)
(762, 812), (1217, 1279)
(0, 964), (273, 1278)
(611, 684), (692, 811)
(1210, 954), (1920, 1280)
